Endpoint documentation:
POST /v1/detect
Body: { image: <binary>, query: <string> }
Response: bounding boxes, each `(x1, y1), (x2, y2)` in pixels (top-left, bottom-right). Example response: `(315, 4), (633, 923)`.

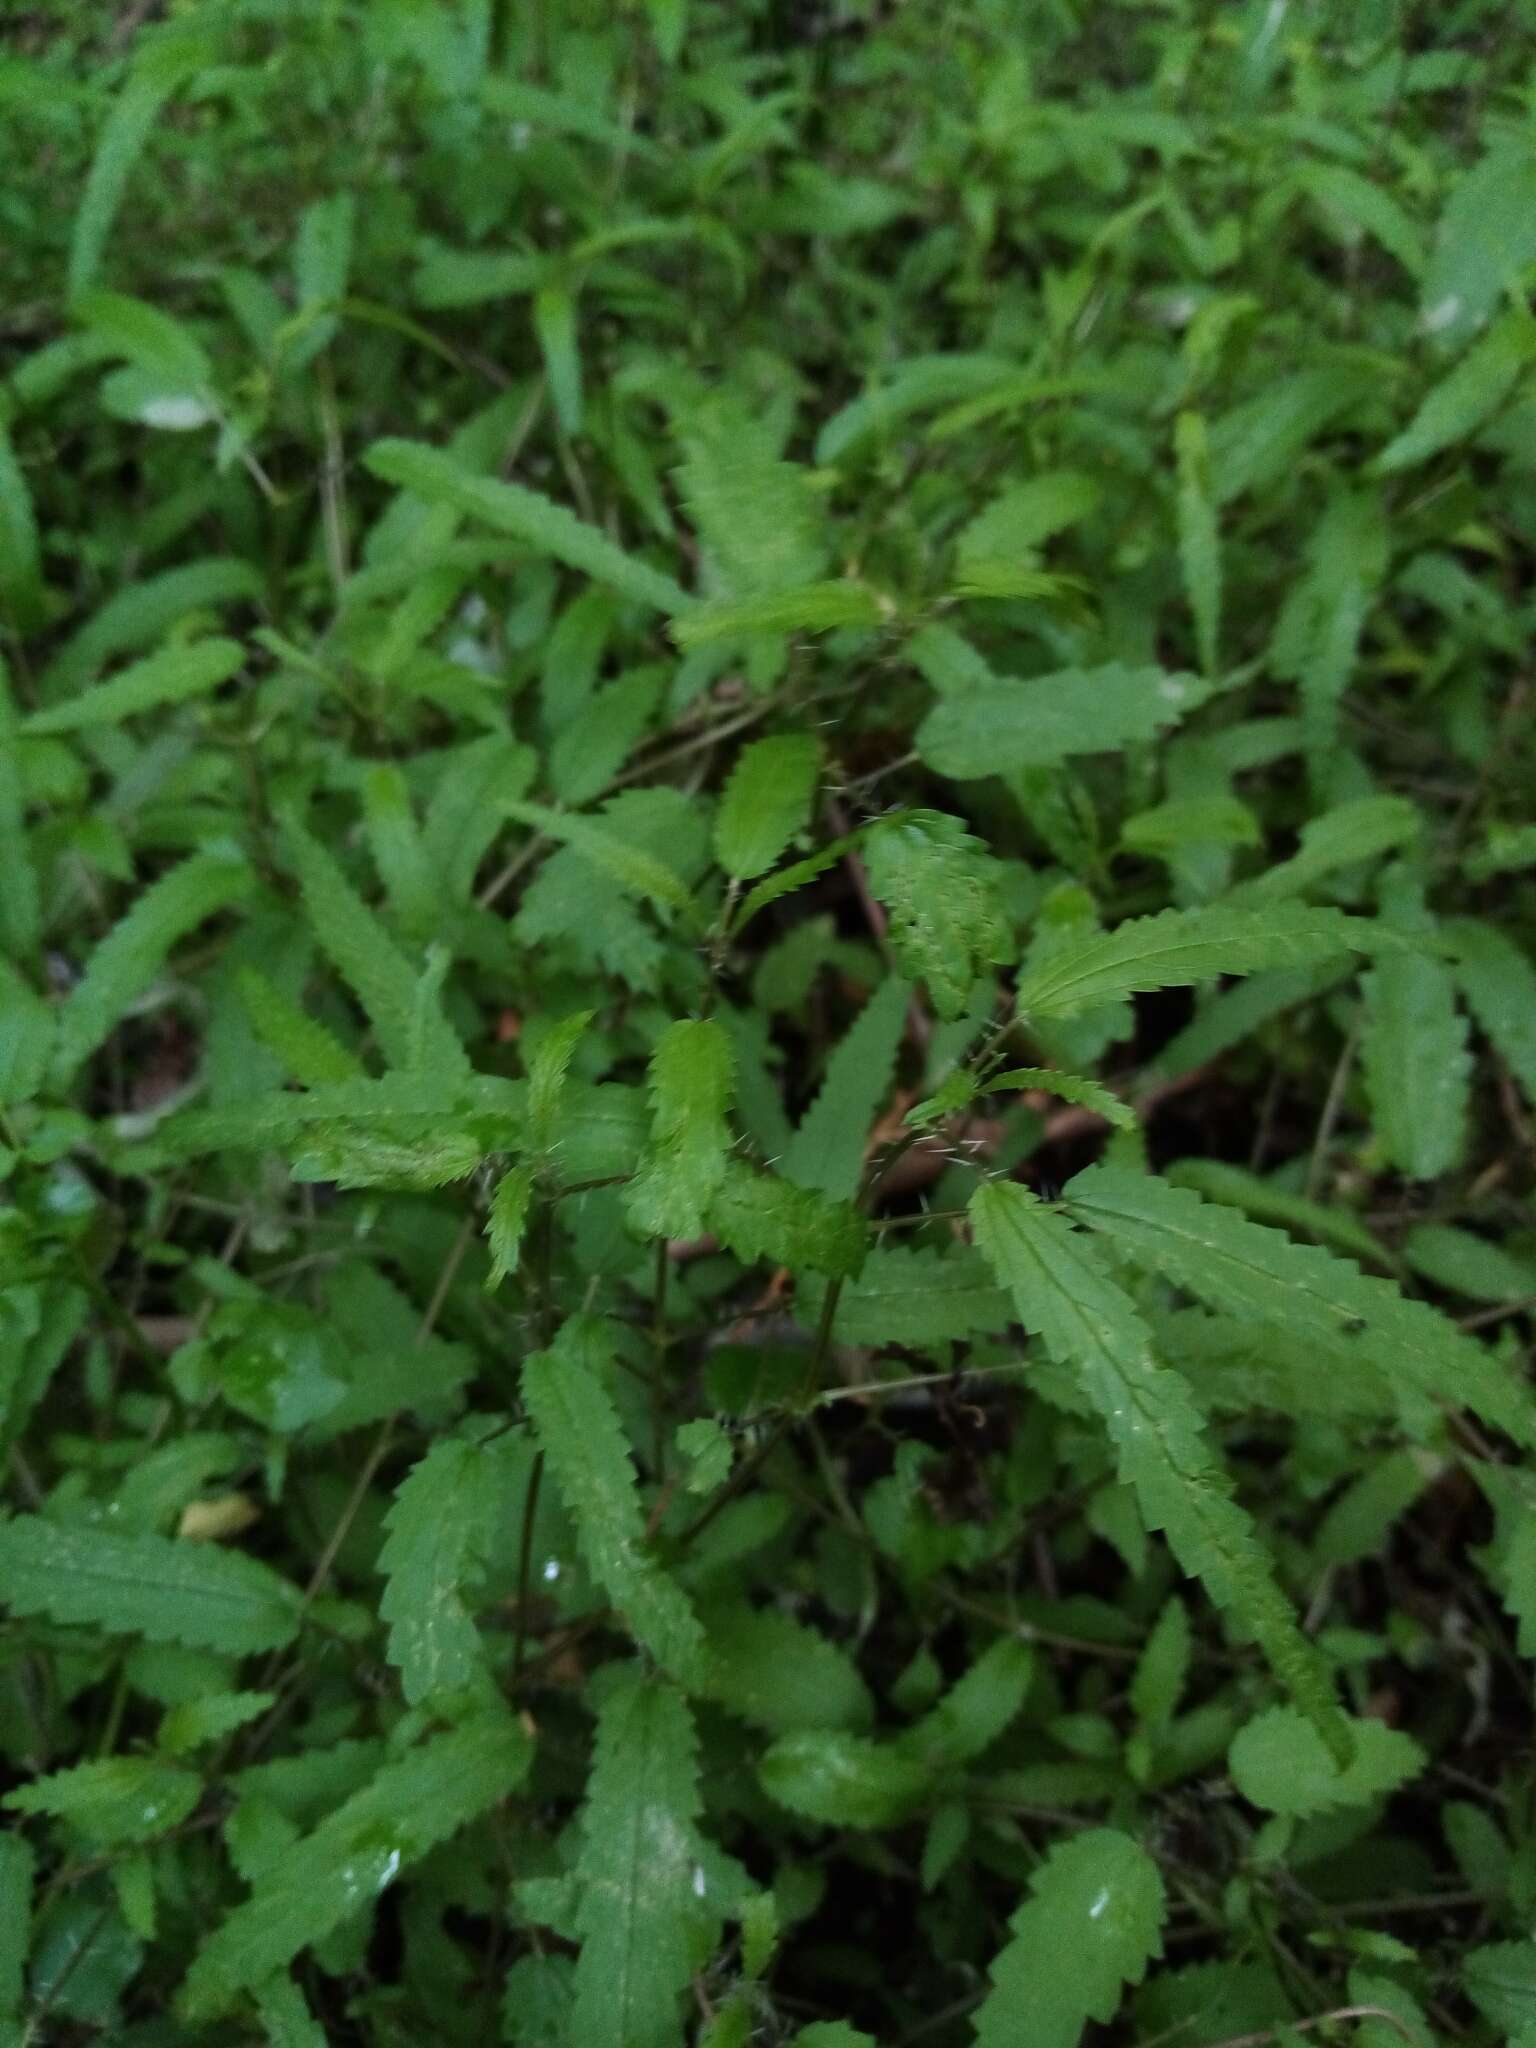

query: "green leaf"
(864, 811), (1011, 1019)
(534, 282), (583, 434)
(158, 1691), (274, 1756)
(1376, 312), (1536, 472)
(522, 1318), (704, 1684)
(412, 247), (545, 307)
(50, 853), (254, 1083)
(236, 968), (366, 1087)
(0, 424), (44, 631)
(486, 1163), (535, 1285)
(714, 735), (821, 881)
(1120, 794), (1260, 859)
(816, 1244), (1011, 1346)
(625, 1019), (734, 1240)
(503, 799), (697, 918)
(972, 1829), (1164, 2048)
(1165, 1159), (1389, 1269)
(700, 1603), (874, 1735)
(69, 39), (206, 299)
(280, 814), (469, 1081)
(361, 763), (437, 933)
(970, 1182), (1346, 1754)
(1361, 948), (1471, 1180)
(731, 829), (867, 936)
(181, 1715), (531, 2019)
(1175, 412), (1221, 676)
(0, 1835), (33, 2023)
(1016, 904), (1399, 1020)
(1066, 1166), (1536, 1449)
(6, 1759), (200, 1845)
(1448, 918), (1536, 1111)
(166, 1073), (523, 1162)
(1229, 1707), (1424, 1817)
(1464, 1942), (1536, 2035)
(954, 470), (1102, 578)
(1423, 142), (1536, 344)
(0, 963), (54, 1110)
(549, 669), (661, 805)
(256, 1975), (328, 2047)
(671, 581), (884, 649)
(710, 1159), (869, 1280)
(989, 1067), (1136, 1130)
(571, 1673), (708, 2048)
(783, 976), (911, 1199)
(1130, 1597), (1191, 1729)
(1404, 1223), (1536, 1304)
(364, 440), (693, 615)
(1235, 794), (1421, 902)
(0, 1514), (301, 1654)
(1297, 162), (1424, 275)
(759, 1730), (930, 1828)
(0, 673), (39, 961)
(674, 394), (828, 597)
(22, 638), (244, 737)
(41, 557), (261, 694)
(379, 1438), (499, 1705)
(917, 665), (1214, 780)
(898, 1639), (1033, 1767)
(526, 1008), (595, 1155)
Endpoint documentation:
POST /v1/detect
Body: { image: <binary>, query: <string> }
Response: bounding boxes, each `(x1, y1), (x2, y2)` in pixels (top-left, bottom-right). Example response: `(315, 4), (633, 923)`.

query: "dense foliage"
(2, 3), (1536, 2043)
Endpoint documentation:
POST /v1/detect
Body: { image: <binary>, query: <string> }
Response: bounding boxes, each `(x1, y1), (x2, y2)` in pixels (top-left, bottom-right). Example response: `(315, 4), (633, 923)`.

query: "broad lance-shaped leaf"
(1175, 410), (1220, 677)
(1376, 311), (1536, 473)
(917, 663), (1215, 781)
(698, 1601), (875, 1735)
(522, 1318), (704, 1684)
(0, 1834), (33, 2026)
(1362, 944), (1470, 1180)
(710, 1159), (869, 1280)
(863, 810), (1012, 1019)
(5, 1757), (201, 1845)
(379, 1438), (499, 1705)
(165, 1072), (523, 1163)
(972, 1829), (1164, 2048)
(50, 852), (254, 1083)
(364, 439), (693, 615)
(1066, 1167), (1536, 1450)
(1229, 1707), (1423, 1820)
(237, 966), (364, 1087)
(672, 580), (883, 648)
(714, 734), (820, 881)
(969, 1182), (1348, 1757)
(281, 814), (470, 1082)
(1234, 794), (1421, 903)
(572, 1674), (711, 2048)
(20, 637), (243, 735)
(1447, 917), (1536, 1111)
(0, 1515), (301, 1654)
(180, 1715), (531, 2019)
(988, 1067), (1136, 1130)
(808, 1243), (1010, 1347)
(783, 976), (911, 1200)
(1015, 903), (1403, 1020)
(503, 798), (697, 919)
(759, 1730), (930, 1828)
(673, 393), (829, 597)
(625, 1019), (734, 1240)
(525, 1007), (593, 1154)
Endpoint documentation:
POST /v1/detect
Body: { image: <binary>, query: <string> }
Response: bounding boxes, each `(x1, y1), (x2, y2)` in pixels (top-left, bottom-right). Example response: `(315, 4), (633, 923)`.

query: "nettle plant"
(5, 3), (1536, 2044)
(3, 410), (1536, 2046)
